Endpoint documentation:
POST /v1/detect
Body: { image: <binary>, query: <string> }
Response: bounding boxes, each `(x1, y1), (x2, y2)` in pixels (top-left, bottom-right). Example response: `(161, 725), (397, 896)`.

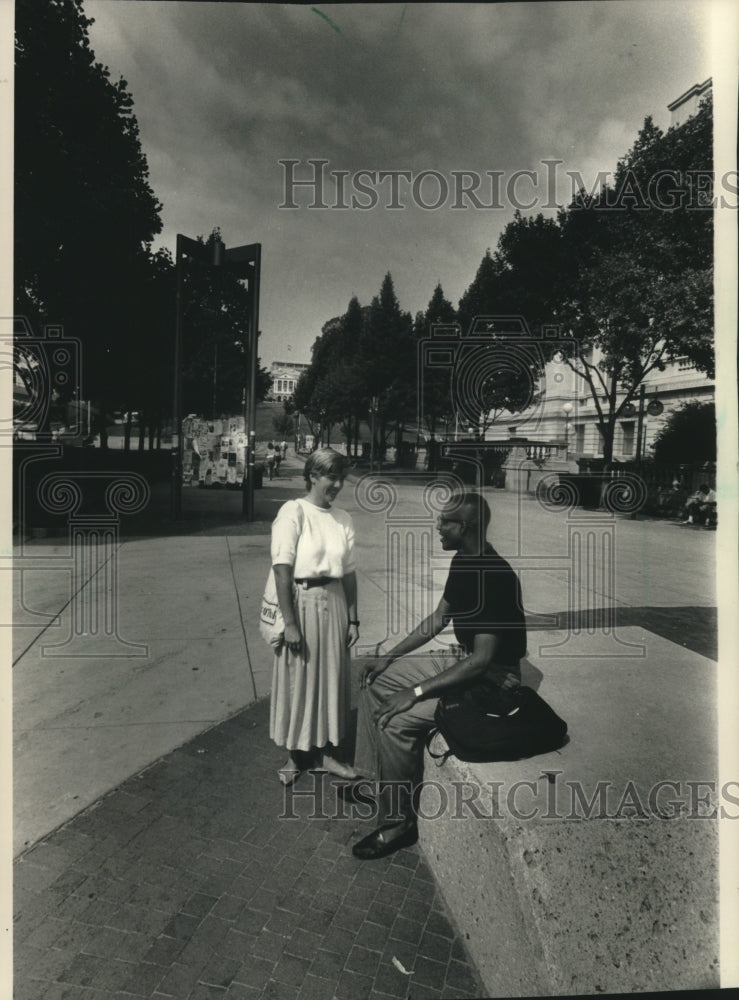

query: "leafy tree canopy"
(467, 95), (714, 463)
(181, 232), (271, 417)
(651, 401), (716, 466)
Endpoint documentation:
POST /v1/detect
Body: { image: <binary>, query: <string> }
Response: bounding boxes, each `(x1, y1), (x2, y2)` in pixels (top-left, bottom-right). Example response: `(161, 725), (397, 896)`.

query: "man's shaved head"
(443, 491), (491, 532)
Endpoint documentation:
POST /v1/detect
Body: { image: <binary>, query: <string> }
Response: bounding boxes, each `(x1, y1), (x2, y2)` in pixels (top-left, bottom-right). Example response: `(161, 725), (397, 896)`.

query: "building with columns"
(269, 360), (310, 402)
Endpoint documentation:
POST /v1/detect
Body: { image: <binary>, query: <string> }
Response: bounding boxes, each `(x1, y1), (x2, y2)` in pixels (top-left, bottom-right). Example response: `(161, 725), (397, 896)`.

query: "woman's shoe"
(278, 758), (301, 786)
(311, 752), (362, 780)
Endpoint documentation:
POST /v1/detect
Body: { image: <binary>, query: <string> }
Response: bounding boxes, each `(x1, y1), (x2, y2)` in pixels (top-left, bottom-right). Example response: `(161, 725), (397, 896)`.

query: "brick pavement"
(13, 698), (485, 1000)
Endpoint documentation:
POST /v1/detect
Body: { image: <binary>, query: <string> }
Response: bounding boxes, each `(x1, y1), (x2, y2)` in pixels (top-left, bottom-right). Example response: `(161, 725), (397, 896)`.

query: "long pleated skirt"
(269, 579), (350, 752)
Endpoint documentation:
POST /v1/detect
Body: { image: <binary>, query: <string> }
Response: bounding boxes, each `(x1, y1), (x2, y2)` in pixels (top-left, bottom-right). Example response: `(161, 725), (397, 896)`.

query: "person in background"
(270, 447), (362, 785)
(682, 483), (716, 526)
(281, 440), (288, 460)
(265, 441), (276, 480)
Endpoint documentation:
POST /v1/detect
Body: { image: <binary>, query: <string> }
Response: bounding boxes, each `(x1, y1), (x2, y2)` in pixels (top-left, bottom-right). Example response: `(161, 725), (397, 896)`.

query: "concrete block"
(418, 628), (719, 996)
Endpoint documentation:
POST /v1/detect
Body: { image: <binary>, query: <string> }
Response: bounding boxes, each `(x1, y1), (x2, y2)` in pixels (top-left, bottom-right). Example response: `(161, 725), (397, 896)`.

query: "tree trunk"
(124, 409), (133, 452)
(600, 419), (615, 467)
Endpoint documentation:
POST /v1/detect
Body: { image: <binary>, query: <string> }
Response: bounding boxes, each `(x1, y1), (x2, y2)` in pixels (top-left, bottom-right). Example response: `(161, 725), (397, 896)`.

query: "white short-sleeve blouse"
(271, 497), (356, 578)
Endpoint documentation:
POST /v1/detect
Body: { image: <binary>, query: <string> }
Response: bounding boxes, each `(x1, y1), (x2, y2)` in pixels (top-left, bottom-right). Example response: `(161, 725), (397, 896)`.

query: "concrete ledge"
(417, 629), (719, 996)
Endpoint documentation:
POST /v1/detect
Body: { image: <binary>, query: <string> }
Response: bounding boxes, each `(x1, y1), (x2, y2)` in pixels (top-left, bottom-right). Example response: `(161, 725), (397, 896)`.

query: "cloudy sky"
(84, 1), (714, 368)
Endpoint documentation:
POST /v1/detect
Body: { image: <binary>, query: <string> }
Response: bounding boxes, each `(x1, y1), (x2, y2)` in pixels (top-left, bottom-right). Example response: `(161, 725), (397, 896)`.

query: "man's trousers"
(353, 651), (460, 822)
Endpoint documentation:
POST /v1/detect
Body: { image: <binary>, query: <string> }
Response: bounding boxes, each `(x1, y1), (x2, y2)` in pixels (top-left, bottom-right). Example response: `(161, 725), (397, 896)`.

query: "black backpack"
(426, 684), (568, 764)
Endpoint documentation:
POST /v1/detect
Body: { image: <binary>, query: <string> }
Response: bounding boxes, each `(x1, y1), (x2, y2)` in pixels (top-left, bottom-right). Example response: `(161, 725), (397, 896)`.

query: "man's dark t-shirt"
(442, 543), (526, 665)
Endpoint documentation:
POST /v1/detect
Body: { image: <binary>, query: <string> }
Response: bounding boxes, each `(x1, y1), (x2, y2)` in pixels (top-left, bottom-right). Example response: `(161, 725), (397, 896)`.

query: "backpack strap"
(425, 728), (453, 764)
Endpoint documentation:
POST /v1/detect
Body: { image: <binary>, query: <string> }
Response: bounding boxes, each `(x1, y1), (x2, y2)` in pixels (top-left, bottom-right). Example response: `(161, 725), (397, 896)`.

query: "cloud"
(85, 0), (711, 361)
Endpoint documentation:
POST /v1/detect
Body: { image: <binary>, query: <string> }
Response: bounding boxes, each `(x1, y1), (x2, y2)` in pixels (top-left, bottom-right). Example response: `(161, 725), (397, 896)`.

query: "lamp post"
(562, 402), (573, 458)
(170, 234), (262, 521)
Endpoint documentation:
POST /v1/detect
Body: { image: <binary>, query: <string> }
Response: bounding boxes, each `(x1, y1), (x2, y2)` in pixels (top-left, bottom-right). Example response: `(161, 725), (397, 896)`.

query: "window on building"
(621, 421), (635, 456)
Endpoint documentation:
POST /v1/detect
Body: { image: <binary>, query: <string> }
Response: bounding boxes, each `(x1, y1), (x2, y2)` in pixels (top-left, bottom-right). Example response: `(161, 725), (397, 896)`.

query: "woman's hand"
(284, 622), (302, 655)
(346, 622), (359, 648)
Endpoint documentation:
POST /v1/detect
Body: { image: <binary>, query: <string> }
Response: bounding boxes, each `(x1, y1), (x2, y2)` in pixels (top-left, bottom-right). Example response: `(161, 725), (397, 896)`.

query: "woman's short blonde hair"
(303, 447), (348, 491)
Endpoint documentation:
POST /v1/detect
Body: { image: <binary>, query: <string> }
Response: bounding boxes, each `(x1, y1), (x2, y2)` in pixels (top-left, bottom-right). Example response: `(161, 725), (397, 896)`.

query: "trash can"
(252, 465), (264, 490)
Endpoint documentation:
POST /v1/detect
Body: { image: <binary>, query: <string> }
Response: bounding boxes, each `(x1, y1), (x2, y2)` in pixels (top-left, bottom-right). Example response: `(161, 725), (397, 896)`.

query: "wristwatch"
(349, 619), (360, 626)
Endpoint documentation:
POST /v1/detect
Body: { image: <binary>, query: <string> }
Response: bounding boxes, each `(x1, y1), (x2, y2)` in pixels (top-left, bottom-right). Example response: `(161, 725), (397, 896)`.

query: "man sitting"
(681, 483), (717, 526)
(346, 490), (526, 860)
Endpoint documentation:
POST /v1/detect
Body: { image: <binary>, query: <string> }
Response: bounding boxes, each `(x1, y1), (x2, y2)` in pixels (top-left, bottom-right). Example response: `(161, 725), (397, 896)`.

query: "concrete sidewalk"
(14, 464), (717, 852)
(12, 461), (719, 997)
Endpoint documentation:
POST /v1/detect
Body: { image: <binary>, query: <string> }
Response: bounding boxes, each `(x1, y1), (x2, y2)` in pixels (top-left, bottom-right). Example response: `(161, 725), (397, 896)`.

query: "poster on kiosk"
(182, 415), (247, 487)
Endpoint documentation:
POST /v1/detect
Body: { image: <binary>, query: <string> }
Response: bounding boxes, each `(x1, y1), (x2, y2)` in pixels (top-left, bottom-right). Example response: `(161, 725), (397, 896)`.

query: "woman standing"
(270, 447), (361, 784)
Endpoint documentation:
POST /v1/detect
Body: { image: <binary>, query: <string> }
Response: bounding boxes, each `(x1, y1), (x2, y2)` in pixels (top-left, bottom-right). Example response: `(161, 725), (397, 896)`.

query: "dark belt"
(294, 576), (336, 589)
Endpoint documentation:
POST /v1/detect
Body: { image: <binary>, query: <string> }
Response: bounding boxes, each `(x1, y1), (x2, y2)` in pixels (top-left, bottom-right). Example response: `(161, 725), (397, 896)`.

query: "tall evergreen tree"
(360, 274), (414, 454)
(15, 0), (163, 440)
(414, 283), (457, 437)
(457, 251), (500, 337)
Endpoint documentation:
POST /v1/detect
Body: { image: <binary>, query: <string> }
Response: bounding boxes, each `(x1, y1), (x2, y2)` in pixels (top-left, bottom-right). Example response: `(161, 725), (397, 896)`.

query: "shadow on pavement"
(526, 605), (717, 661)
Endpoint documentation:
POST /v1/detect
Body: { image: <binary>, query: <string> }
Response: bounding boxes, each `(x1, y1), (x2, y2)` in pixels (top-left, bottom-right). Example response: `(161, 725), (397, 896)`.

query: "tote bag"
(259, 501), (304, 648)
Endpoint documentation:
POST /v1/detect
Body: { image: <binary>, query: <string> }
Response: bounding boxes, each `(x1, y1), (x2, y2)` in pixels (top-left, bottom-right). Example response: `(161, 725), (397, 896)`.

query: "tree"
(335, 296), (372, 455)
(180, 232), (271, 419)
(651, 401), (716, 466)
(456, 251), (500, 337)
(359, 274), (415, 454)
(293, 297), (372, 454)
(272, 411), (295, 437)
(552, 100), (713, 464)
(414, 283), (457, 437)
(458, 215), (564, 337)
(292, 367), (321, 436)
(474, 354), (542, 437)
(128, 247), (176, 450)
(484, 97), (714, 465)
(15, 0), (163, 440)
(303, 315), (353, 446)
(456, 241), (549, 437)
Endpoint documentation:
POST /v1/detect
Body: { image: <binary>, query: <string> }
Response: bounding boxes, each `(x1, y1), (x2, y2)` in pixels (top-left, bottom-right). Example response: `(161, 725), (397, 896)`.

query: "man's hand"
(359, 656), (393, 689)
(346, 623), (359, 648)
(374, 688), (417, 729)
